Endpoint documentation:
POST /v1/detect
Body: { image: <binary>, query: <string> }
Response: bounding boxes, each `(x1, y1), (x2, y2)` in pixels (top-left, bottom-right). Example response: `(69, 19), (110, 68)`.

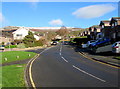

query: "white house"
(12, 27), (29, 40)
(34, 35), (40, 40)
(12, 27), (40, 40)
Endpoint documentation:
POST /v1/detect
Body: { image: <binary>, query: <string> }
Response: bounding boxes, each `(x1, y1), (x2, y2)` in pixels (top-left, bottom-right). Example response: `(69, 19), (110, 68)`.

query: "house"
(0, 34), (13, 45)
(12, 27), (40, 40)
(88, 27), (96, 40)
(99, 20), (111, 39)
(94, 27), (101, 40)
(110, 17), (120, 42)
(55, 35), (62, 40)
(12, 27), (29, 40)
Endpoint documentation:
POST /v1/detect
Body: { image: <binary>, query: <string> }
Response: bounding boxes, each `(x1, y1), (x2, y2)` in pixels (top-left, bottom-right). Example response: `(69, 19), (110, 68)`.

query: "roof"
(101, 20), (110, 22)
(99, 20), (110, 26)
(3, 29), (17, 31)
(110, 17), (120, 25)
(112, 17), (120, 20)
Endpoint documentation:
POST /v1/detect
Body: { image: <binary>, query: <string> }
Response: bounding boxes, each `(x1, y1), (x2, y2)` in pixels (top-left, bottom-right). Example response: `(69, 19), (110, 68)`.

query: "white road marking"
(60, 49), (62, 52)
(61, 56), (68, 63)
(40, 47), (52, 54)
(60, 53), (61, 55)
(72, 65), (106, 82)
(60, 44), (62, 51)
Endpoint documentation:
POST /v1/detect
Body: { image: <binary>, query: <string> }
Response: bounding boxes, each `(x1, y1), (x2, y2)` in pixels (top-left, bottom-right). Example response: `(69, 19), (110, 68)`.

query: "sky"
(1, 1), (119, 28)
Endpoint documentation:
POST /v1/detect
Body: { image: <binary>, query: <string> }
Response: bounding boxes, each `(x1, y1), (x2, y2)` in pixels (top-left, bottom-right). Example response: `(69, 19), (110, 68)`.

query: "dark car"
(0, 45), (5, 50)
(51, 41), (58, 45)
(63, 41), (69, 45)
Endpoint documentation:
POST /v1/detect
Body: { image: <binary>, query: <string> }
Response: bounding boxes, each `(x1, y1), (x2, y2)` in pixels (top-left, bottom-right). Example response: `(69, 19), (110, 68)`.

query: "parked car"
(90, 38), (111, 48)
(0, 45), (5, 50)
(63, 41), (69, 45)
(82, 44), (87, 48)
(87, 40), (96, 48)
(51, 41), (58, 45)
(112, 41), (120, 53)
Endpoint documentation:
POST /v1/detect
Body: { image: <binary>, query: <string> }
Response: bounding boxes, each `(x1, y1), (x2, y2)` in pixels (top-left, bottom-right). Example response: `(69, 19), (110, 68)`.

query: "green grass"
(115, 56), (120, 59)
(76, 36), (87, 38)
(5, 45), (17, 48)
(1, 51), (37, 64)
(2, 64), (27, 88)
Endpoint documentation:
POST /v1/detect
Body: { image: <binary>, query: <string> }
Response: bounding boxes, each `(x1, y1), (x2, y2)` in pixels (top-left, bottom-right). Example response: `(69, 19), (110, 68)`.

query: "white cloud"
(0, 12), (4, 23)
(0, 12), (10, 27)
(28, 0), (39, 10)
(72, 4), (116, 19)
(49, 19), (63, 26)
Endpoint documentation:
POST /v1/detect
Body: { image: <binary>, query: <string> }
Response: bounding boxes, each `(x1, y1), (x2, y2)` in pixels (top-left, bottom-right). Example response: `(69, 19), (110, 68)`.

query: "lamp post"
(46, 32), (48, 46)
(8, 38), (10, 51)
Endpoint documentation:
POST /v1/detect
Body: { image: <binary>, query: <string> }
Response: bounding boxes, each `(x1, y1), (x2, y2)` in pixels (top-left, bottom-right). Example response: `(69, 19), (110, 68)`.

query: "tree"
(56, 26), (69, 36)
(34, 38), (47, 46)
(2, 42), (5, 45)
(46, 31), (56, 40)
(23, 31), (36, 47)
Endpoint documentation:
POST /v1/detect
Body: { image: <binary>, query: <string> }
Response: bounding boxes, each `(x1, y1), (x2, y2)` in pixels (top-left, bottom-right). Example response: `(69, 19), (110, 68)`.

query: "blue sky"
(1, 2), (118, 28)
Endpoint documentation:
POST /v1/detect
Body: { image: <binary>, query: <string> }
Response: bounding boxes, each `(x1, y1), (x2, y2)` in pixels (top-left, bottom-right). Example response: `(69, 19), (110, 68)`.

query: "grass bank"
(1, 51), (36, 64)
(115, 56), (120, 59)
(2, 64), (27, 88)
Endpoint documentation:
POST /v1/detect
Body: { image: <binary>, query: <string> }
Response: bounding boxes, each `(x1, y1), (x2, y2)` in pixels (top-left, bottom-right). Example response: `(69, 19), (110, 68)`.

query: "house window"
(16, 34), (22, 36)
(102, 25), (104, 28)
(112, 23), (115, 28)
(115, 21), (118, 26)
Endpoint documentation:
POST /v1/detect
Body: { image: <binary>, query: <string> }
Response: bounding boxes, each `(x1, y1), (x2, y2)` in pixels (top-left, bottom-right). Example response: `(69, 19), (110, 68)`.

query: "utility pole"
(8, 38), (10, 51)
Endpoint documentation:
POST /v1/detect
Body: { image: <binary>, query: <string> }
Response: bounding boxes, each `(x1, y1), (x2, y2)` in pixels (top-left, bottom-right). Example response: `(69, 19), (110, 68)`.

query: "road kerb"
(25, 54), (39, 89)
(29, 54), (39, 89)
(78, 52), (120, 69)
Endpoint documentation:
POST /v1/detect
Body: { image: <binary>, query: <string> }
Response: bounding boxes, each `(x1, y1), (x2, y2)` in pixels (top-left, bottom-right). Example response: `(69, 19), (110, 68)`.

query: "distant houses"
(80, 17), (120, 42)
(1, 27), (41, 45)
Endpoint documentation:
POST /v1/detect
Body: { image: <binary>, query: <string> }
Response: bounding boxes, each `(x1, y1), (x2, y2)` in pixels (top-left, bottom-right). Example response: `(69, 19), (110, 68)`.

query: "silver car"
(112, 41), (120, 53)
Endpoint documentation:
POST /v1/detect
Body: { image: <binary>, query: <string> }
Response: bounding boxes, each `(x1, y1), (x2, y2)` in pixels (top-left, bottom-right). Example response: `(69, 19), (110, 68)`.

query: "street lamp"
(8, 38), (10, 51)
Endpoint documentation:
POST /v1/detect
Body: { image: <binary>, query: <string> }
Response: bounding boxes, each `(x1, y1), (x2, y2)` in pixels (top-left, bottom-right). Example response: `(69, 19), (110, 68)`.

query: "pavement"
(1, 46), (47, 52)
(74, 46), (120, 67)
(27, 43), (119, 88)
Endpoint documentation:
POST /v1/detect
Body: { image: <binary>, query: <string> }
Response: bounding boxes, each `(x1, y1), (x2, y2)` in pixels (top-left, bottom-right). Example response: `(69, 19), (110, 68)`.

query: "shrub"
(5, 45), (17, 48)
(17, 43), (26, 48)
(13, 40), (22, 44)
(23, 31), (36, 47)
(34, 39), (46, 47)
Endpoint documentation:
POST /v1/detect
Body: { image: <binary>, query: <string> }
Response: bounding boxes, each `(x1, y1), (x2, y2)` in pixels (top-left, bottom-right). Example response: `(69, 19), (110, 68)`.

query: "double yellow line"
(28, 54), (40, 89)
(78, 52), (120, 69)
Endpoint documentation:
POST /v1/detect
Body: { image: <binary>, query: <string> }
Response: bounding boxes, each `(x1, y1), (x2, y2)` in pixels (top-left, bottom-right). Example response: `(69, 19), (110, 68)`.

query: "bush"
(5, 45), (17, 48)
(23, 31), (36, 47)
(34, 39), (46, 46)
(13, 40), (22, 44)
(17, 43), (26, 48)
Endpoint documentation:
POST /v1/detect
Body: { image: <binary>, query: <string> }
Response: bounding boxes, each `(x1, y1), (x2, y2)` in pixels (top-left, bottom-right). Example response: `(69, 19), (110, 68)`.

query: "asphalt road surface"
(31, 43), (119, 87)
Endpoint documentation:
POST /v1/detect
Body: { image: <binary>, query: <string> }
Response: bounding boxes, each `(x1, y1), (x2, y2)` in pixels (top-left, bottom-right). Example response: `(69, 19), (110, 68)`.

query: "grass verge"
(2, 64), (27, 88)
(115, 56), (120, 59)
(1, 51), (36, 64)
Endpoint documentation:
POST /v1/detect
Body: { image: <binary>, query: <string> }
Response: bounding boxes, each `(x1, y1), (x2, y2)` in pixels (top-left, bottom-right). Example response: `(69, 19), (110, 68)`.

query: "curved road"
(30, 43), (119, 87)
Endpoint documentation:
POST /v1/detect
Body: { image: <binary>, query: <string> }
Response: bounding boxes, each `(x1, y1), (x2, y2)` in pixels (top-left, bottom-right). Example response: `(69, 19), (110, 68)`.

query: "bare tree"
(56, 26), (69, 36)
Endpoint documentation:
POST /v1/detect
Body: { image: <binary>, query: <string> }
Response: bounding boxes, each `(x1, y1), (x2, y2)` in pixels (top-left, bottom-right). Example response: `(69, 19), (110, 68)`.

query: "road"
(30, 43), (119, 88)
